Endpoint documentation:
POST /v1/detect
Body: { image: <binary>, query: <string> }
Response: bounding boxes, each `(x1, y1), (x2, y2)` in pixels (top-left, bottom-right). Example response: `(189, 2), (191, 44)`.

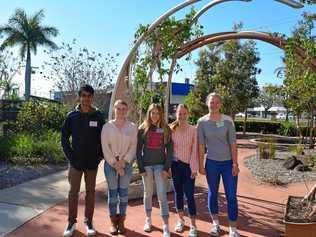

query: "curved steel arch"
(110, 0), (304, 119)
(176, 31), (316, 70)
(193, 0), (302, 24)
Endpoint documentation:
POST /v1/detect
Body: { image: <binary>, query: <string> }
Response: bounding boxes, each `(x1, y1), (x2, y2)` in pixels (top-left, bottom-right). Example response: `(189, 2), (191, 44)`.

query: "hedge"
(234, 120), (312, 136)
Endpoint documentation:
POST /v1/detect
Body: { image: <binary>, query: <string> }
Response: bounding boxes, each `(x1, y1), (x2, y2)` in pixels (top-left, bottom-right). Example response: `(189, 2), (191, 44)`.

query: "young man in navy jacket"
(61, 84), (104, 237)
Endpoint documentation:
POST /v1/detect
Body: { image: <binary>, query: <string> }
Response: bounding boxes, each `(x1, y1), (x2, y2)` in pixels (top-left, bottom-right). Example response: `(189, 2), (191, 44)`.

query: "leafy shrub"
(278, 120), (297, 136)
(258, 137), (276, 159)
(235, 120), (281, 134)
(289, 144), (305, 156)
(16, 99), (67, 134)
(0, 130), (65, 165)
(0, 134), (14, 160)
(234, 120), (308, 136)
(11, 133), (34, 157)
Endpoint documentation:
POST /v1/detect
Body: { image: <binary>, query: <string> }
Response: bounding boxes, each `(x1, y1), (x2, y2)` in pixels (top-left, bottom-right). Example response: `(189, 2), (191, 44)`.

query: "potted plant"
(284, 185), (316, 237)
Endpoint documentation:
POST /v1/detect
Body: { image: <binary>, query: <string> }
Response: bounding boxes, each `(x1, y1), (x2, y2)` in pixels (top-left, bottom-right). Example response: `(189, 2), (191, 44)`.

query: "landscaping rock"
(283, 156), (302, 170)
(294, 164), (311, 172)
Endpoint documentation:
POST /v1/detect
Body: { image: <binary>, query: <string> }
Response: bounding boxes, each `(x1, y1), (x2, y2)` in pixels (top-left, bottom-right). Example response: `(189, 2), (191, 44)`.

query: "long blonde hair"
(139, 103), (170, 144)
(169, 104), (189, 132)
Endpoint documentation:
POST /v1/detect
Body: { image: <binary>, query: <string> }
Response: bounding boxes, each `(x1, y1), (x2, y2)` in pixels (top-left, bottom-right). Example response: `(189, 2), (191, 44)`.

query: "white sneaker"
(189, 226), (198, 237)
(144, 218), (152, 232)
(210, 224), (220, 236)
(229, 230), (241, 237)
(162, 224), (170, 237)
(63, 222), (76, 237)
(85, 221), (96, 236)
(174, 219), (185, 232)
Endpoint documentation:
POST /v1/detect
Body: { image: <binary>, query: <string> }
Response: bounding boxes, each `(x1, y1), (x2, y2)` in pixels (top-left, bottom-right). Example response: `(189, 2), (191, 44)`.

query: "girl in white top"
(101, 100), (137, 235)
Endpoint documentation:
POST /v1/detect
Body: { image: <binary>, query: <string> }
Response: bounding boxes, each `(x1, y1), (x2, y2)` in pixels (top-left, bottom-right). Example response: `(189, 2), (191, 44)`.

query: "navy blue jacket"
(61, 105), (105, 170)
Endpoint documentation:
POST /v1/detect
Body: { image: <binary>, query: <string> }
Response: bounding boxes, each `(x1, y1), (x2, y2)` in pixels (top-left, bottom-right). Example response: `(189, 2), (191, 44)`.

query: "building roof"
(171, 82), (193, 96)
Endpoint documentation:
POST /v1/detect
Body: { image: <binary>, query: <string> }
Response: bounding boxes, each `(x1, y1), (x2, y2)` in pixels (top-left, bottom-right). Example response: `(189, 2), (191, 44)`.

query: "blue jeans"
(142, 165), (169, 218)
(104, 162), (133, 216)
(171, 160), (196, 217)
(205, 159), (238, 221)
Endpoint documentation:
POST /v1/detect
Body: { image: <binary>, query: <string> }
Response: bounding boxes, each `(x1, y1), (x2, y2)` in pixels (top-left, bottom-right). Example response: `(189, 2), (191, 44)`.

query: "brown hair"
(139, 103), (170, 144)
(169, 104), (189, 132)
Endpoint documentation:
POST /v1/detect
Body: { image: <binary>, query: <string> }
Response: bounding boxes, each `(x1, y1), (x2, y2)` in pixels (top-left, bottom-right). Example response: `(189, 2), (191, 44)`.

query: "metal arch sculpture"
(176, 31), (316, 70)
(109, 0), (304, 119)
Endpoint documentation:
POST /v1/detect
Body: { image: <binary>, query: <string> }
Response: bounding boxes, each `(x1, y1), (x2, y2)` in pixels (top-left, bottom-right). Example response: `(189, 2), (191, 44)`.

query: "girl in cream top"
(101, 120), (137, 166)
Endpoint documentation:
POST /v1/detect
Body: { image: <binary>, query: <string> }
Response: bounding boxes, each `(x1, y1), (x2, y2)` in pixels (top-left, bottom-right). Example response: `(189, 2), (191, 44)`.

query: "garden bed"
(244, 151), (316, 185)
(0, 161), (68, 190)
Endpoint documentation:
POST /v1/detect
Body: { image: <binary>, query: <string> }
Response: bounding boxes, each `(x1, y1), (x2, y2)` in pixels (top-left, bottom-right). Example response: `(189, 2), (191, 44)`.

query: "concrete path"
(0, 162), (106, 237)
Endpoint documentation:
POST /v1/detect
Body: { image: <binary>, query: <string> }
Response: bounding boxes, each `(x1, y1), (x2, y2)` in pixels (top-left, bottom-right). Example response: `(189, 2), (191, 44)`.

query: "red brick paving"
(7, 140), (316, 237)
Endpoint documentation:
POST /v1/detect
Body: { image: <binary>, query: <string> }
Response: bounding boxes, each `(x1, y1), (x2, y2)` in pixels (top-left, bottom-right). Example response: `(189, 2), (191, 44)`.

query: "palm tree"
(1, 78), (19, 100)
(0, 8), (58, 100)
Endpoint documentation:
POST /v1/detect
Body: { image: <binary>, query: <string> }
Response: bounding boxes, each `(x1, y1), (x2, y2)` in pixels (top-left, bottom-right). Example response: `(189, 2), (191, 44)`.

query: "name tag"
(89, 121), (98, 127)
(216, 121), (224, 128)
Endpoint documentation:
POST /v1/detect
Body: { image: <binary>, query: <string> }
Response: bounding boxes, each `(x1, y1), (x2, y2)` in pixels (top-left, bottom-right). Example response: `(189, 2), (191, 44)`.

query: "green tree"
(0, 8), (58, 100)
(255, 84), (280, 118)
(283, 12), (316, 148)
(1, 78), (19, 100)
(0, 49), (21, 82)
(0, 49), (21, 99)
(299, 0), (316, 4)
(186, 24), (260, 124)
(133, 9), (203, 122)
(185, 45), (221, 123)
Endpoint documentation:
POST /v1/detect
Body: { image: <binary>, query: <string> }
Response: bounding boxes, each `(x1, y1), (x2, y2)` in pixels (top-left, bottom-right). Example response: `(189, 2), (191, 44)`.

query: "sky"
(0, 0), (315, 98)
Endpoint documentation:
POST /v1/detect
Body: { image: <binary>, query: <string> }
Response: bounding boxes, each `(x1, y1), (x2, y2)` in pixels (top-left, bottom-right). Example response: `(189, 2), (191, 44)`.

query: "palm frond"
(31, 9), (45, 24)
(40, 26), (58, 37)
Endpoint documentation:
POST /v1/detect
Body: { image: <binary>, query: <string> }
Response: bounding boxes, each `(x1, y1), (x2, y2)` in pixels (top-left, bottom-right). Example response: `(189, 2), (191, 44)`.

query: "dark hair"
(78, 84), (94, 96)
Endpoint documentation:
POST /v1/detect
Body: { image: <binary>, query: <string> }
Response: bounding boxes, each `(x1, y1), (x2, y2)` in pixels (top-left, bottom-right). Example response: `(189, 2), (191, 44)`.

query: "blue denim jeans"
(142, 164), (169, 218)
(171, 160), (196, 217)
(104, 162), (133, 216)
(205, 159), (238, 221)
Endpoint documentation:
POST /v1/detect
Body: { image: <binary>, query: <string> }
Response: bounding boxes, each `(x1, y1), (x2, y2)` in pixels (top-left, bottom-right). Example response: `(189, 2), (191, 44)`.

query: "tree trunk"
(148, 43), (159, 94)
(24, 47), (31, 100)
(296, 114), (303, 140)
(309, 108), (315, 149)
(164, 58), (176, 123)
(243, 109), (248, 135)
(264, 109), (268, 118)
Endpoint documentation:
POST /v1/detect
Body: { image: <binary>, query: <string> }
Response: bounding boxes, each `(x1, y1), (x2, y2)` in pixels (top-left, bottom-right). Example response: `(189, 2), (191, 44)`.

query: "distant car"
(276, 113), (286, 120)
(235, 112), (245, 118)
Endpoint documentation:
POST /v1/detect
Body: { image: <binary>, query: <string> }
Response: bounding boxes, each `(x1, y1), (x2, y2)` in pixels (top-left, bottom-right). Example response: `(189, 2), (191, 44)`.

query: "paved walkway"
(4, 140), (316, 237)
(0, 162), (105, 237)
